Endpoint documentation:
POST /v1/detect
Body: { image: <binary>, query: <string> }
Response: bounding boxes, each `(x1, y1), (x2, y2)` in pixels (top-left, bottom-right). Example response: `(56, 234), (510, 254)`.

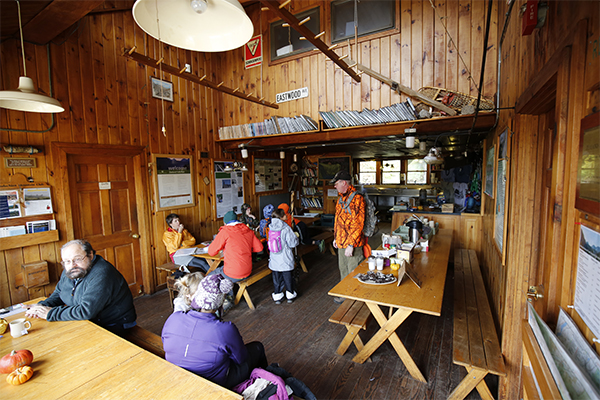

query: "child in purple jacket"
(161, 274), (268, 388)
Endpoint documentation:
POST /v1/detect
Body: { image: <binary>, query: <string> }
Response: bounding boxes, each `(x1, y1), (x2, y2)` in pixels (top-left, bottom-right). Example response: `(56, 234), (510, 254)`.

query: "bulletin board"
(214, 160), (245, 219)
(254, 158), (283, 193)
(153, 154), (196, 211)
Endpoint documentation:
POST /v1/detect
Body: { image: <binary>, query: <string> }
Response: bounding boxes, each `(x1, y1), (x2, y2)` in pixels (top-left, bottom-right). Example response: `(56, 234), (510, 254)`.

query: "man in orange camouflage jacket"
(331, 170), (365, 303)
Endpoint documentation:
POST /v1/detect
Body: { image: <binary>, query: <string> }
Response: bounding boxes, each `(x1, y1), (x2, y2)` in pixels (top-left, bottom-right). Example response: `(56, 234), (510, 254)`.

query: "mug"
(9, 318), (31, 338)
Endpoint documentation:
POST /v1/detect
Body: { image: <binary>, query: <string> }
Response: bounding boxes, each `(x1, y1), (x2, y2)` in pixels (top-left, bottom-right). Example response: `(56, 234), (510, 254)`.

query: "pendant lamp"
(0, 1), (64, 113)
(132, 0), (254, 52)
(424, 147), (444, 165)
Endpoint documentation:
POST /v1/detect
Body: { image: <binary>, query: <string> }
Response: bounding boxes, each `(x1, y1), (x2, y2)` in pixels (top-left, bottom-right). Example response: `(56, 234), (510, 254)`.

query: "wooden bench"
(328, 299), (372, 361)
(450, 249), (506, 400)
(122, 325), (165, 358)
(234, 258), (272, 310)
(296, 231), (335, 272)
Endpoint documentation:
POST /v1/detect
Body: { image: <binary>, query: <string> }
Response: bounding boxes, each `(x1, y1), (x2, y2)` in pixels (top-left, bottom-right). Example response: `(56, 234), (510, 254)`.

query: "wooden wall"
(218, 0), (498, 129)
(0, 5), (227, 306)
(480, 1), (600, 398)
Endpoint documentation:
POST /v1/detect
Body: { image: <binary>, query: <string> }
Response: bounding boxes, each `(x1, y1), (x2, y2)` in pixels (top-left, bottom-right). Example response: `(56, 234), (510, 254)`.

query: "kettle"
(405, 219), (423, 244)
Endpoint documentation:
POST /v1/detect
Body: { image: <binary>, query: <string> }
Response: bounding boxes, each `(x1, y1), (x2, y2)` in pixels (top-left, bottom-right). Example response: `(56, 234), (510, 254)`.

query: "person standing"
(162, 274), (268, 389)
(331, 170), (366, 303)
(162, 213), (210, 273)
(25, 239), (137, 336)
(268, 208), (299, 304)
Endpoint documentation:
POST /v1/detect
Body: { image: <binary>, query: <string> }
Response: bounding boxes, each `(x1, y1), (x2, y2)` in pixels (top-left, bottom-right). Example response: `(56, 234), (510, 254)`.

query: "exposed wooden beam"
(22, 0), (105, 45)
(346, 59), (457, 116)
(261, 0), (361, 83)
(122, 49), (279, 109)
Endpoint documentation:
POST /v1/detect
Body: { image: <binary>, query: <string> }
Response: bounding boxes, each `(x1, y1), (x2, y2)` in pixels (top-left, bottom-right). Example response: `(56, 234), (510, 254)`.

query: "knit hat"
(263, 204), (274, 219)
(278, 203), (290, 214)
(191, 274), (234, 311)
(223, 211), (237, 224)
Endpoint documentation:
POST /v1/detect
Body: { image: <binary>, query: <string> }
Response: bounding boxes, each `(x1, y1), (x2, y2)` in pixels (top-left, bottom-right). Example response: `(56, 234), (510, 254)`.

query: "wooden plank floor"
(134, 223), (496, 399)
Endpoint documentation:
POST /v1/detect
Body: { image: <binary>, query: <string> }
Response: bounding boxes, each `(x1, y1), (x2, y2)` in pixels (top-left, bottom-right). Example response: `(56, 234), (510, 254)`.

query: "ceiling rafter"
(122, 49), (279, 109)
(260, 0), (361, 83)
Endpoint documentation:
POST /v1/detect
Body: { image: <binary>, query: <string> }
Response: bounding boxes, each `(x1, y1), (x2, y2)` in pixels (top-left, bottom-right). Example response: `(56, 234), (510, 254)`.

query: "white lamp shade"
(405, 136), (415, 148)
(132, 0), (254, 52)
(0, 77), (64, 113)
(419, 141), (427, 151)
(279, 151), (285, 159)
(241, 148), (248, 158)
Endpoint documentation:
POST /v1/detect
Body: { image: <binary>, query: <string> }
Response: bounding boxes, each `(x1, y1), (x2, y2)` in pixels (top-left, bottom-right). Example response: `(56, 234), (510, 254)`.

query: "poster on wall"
(254, 158), (282, 192)
(23, 187), (53, 216)
(214, 161), (245, 219)
(0, 190), (22, 219)
(484, 145), (495, 197)
(574, 225), (600, 340)
(153, 154), (195, 211)
(494, 160), (506, 253)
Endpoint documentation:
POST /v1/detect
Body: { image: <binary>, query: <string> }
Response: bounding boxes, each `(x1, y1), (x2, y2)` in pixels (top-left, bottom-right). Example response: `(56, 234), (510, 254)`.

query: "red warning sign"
(244, 35), (262, 69)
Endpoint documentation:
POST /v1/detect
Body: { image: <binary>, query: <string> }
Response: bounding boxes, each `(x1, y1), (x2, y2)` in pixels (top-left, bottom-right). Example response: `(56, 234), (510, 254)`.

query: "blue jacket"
(40, 255), (136, 329)
(162, 310), (248, 386)
(268, 218), (299, 272)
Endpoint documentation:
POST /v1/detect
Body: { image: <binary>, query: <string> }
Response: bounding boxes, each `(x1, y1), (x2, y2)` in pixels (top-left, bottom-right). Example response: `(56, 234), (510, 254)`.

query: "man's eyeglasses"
(61, 255), (88, 267)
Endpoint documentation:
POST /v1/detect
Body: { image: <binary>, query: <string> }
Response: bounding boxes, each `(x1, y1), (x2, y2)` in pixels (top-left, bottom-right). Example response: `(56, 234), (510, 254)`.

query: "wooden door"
(67, 153), (143, 297)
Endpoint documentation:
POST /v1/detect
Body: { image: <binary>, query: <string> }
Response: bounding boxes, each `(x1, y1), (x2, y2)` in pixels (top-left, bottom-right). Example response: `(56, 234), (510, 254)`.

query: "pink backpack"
(267, 230), (283, 253)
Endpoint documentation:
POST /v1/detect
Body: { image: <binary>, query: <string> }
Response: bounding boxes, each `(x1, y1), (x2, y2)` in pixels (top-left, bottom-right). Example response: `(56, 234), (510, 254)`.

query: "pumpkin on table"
(6, 366), (34, 385)
(0, 349), (34, 374)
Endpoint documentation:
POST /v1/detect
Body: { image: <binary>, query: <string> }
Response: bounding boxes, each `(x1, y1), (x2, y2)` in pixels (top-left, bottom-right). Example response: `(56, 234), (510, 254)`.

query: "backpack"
(267, 229), (283, 253)
(338, 190), (378, 237)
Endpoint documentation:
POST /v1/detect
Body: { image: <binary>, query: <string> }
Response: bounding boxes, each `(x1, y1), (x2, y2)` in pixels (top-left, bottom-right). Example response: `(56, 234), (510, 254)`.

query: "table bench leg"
(205, 260), (221, 275)
(328, 243), (336, 255)
(448, 367), (490, 400)
(299, 257), (309, 273)
(234, 283), (256, 310)
(353, 304), (426, 383)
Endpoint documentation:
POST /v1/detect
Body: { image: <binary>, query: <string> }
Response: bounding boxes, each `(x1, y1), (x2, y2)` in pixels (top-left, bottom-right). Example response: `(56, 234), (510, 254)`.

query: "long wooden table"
(0, 300), (242, 399)
(328, 229), (453, 383)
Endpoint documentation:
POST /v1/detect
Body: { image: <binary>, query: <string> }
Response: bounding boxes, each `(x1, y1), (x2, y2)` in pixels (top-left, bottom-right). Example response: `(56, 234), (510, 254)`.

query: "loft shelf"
(217, 113), (496, 151)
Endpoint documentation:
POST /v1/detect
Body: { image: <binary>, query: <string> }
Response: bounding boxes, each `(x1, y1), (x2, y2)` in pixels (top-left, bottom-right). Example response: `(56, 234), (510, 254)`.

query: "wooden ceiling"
(1, 0), (493, 160)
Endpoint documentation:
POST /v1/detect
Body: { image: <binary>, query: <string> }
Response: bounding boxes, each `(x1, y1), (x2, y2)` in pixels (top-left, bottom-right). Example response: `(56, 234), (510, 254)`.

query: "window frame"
(330, 0), (397, 44)
(356, 157), (434, 186)
(268, 6), (321, 64)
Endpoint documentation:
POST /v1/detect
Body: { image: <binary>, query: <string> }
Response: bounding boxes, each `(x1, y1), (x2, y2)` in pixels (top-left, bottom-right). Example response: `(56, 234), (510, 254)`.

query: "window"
(331, 0), (395, 43)
(270, 7), (320, 61)
(358, 161), (376, 185)
(381, 160), (401, 184)
(406, 159), (427, 184)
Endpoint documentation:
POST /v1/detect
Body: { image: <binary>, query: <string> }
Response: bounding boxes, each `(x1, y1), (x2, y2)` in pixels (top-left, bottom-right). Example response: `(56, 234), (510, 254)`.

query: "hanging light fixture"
(419, 140), (427, 152)
(280, 151), (285, 159)
(0, 1), (64, 113)
(404, 128), (416, 148)
(132, 0), (254, 52)
(424, 147), (444, 165)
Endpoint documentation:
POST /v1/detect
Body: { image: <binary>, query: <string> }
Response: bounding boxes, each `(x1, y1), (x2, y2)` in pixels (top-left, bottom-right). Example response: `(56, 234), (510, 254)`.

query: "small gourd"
(6, 366), (33, 385)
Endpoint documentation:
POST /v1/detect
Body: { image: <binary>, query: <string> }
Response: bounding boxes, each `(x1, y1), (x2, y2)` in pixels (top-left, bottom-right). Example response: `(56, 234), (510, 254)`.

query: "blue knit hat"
(223, 211), (237, 224)
(263, 204), (274, 219)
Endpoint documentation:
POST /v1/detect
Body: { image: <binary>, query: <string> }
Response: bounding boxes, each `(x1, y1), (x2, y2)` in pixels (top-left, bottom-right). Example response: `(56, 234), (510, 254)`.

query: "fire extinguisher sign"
(245, 35), (262, 69)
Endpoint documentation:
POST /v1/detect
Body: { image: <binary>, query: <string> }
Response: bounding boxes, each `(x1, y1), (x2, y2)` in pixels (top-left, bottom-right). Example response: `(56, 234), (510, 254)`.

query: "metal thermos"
(405, 220), (423, 244)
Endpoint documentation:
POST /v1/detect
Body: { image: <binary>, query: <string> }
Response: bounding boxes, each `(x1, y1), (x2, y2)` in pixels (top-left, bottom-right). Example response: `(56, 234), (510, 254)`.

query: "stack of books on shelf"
(301, 187), (320, 195)
(301, 197), (323, 209)
(319, 99), (418, 129)
(218, 114), (319, 140)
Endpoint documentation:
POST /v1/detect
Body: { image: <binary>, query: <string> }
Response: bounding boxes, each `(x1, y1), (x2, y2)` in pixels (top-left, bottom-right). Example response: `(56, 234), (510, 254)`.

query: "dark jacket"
(162, 310), (248, 386)
(40, 255), (136, 329)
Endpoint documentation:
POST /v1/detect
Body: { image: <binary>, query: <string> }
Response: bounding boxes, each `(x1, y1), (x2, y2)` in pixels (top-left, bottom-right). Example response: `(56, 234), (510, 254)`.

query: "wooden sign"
(4, 157), (37, 168)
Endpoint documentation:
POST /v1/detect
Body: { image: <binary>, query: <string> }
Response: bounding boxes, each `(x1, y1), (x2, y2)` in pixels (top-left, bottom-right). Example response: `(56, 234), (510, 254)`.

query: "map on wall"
(254, 158), (282, 192)
(574, 225), (600, 340)
(214, 161), (245, 219)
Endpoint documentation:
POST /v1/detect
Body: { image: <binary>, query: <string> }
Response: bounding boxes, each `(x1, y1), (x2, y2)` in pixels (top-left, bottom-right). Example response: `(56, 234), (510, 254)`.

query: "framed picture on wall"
(318, 156), (351, 181)
(152, 154), (195, 211)
(575, 112), (600, 215)
(151, 77), (174, 102)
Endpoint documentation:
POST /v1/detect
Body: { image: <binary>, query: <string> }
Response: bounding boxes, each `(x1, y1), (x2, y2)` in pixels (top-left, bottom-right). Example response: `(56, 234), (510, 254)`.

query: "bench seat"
(328, 299), (372, 360)
(122, 325), (165, 358)
(296, 231), (335, 272)
(234, 259), (272, 310)
(450, 249), (506, 400)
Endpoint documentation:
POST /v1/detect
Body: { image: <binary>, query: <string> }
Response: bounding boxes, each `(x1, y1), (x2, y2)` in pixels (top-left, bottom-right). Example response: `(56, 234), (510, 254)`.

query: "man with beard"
(25, 239), (136, 335)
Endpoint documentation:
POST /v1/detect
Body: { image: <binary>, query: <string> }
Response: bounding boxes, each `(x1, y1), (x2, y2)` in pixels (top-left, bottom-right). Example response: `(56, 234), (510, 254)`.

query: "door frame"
(51, 142), (155, 294)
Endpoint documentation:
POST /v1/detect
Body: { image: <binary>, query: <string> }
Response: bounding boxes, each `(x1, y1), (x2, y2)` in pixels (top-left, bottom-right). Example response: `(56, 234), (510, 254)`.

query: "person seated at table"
(258, 204), (274, 239)
(240, 203), (259, 230)
(163, 213), (210, 273)
(162, 274), (268, 389)
(172, 271), (204, 312)
(278, 203), (325, 252)
(268, 208), (299, 304)
(25, 239), (137, 336)
(208, 211), (264, 306)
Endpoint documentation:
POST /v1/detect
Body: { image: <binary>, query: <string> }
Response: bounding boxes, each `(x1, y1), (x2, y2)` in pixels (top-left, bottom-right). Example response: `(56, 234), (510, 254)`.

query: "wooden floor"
(134, 223), (494, 399)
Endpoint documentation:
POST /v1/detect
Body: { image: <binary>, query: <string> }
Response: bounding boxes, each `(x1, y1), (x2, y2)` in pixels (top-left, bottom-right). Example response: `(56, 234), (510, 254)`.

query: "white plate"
(357, 274), (397, 285)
